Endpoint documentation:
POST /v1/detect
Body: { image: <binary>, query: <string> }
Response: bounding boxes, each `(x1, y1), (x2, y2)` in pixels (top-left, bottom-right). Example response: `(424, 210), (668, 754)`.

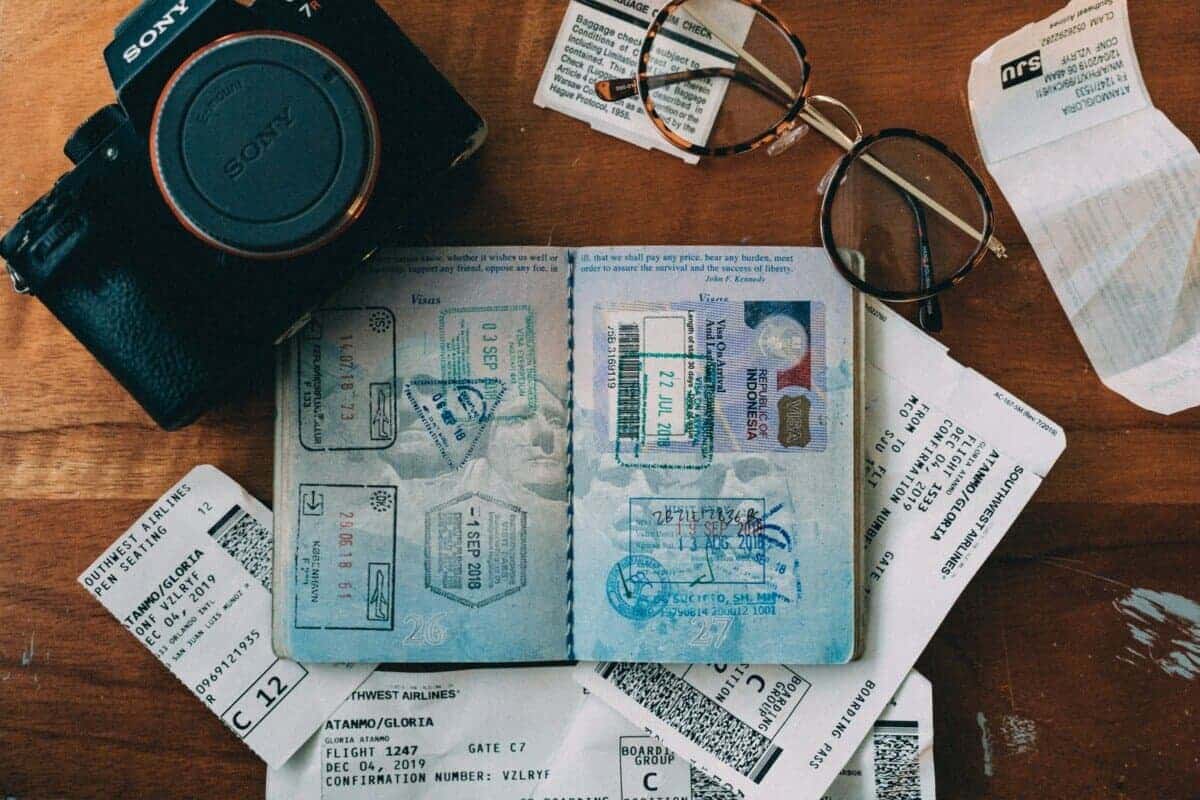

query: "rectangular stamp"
(594, 301), (828, 460)
(628, 497), (769, 585)
(293, 483), (398, 631)
(440, 305), (538, 420)
(297, 307), (397, 452)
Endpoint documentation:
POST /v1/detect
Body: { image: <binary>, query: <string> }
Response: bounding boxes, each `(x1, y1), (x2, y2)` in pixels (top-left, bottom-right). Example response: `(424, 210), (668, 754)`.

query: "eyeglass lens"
(644, 0), (803, 150)
(825, 134), (989, 300)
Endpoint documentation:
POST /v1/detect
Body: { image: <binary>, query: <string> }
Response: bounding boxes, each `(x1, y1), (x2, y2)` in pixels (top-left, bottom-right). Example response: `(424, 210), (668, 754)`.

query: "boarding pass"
(268, 664), (934, 799)
(78, 466), (374, 767)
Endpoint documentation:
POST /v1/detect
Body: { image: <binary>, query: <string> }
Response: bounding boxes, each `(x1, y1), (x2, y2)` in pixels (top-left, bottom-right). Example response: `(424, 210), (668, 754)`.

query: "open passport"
(273, 246), (862, 664)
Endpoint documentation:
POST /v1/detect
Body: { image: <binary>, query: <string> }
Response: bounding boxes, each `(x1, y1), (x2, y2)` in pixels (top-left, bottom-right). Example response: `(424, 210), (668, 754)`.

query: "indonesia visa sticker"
(78, 466), (374, 768)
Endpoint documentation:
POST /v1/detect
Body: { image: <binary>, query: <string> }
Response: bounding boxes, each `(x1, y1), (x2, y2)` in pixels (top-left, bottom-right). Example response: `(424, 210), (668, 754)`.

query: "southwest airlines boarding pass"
(267, 665), (934, 800)
(78, 466), (374, 767)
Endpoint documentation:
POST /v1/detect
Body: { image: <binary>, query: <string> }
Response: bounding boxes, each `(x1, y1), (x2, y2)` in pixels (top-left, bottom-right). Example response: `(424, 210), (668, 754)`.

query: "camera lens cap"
(151, 32), (380, 259)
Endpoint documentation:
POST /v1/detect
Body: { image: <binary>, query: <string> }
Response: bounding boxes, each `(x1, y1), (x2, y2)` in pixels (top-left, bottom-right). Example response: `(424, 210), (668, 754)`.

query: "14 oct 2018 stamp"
(294, 483), (398, 631)
(297, 307), (398, 452)
(425, 492), (528, 609)
(404, 377), (508, 470)
(439, 305), (539, 421)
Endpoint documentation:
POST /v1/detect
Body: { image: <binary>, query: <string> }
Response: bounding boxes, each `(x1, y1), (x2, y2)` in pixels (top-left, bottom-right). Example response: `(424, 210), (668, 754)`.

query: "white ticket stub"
(823, 671), (935, 800)
(78, 466), (374, 767)
(969, 0), (1200, 413)
(534, 0), (754, 163)
(266, 666), (587, 799)
(577, 298), (1065, 799)
(267, 665), (933, 800)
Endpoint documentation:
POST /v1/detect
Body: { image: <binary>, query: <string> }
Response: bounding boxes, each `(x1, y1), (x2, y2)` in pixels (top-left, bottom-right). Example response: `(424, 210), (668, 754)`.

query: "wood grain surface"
(1, 1), (1198, 798)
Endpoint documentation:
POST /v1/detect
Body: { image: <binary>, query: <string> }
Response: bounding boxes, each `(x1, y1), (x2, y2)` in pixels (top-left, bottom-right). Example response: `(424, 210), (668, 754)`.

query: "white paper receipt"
(969, 0), (1200, 414)
(577, 299), (1065, 799)
(78, 466), (374, 768)
(535, 0), (754, 164)
(267, 665), (933, 800)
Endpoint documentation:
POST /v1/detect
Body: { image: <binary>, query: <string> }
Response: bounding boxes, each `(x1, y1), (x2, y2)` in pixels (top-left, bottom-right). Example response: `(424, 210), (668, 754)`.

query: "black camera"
(1, 0), (486, 429)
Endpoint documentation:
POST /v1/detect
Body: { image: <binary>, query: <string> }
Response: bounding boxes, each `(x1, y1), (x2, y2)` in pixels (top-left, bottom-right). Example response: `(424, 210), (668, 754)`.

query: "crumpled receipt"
(968, 0), (1200, 414)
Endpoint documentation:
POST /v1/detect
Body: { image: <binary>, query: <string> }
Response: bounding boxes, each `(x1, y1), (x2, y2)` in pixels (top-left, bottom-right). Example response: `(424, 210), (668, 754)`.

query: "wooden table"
(0, 1), (1197, 797)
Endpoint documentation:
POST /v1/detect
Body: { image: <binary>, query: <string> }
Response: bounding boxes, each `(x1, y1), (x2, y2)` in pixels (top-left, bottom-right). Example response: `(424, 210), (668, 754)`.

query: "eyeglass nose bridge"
(802, 95), (865, 147)
(767, 95), (865, 158)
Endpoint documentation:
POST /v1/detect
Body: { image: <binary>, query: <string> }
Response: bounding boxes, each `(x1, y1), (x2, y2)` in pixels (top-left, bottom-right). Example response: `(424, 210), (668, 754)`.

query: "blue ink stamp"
(628, 497), (770, 586)
(440, 305), (538, 421)
(293, 483), (398, 631)
(404, 378), (506, 470)
(425, 492), (528, 609)
(606, 555), (671, 620)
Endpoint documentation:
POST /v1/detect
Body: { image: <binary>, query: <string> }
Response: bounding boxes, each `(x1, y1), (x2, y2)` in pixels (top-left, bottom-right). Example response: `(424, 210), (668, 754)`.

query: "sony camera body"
(1, 0), (486, 429)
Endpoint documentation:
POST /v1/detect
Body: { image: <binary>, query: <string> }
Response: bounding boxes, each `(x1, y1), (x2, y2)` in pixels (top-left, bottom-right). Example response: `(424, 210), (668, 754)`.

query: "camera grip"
(38, 262), (254, 429)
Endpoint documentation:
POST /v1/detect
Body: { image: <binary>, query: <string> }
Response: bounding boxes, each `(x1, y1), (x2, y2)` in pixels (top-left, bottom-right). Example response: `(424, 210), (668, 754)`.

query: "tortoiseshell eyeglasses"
(596, 0), (1007, 333)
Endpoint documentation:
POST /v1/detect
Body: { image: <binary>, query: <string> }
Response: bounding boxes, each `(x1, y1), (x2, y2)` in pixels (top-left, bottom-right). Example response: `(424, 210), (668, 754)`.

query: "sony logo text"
(123, 1), (191, 64)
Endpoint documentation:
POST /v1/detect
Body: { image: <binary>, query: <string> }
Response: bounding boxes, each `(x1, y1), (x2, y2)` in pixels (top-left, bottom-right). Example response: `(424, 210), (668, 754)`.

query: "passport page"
(577, 298), (1064, 799)
(571, 246), (862, 664)
(274, 248), (572, 663)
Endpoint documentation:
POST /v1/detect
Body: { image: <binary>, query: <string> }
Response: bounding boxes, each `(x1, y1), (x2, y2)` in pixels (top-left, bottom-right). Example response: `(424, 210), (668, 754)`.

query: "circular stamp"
(606, 555), (671, 621)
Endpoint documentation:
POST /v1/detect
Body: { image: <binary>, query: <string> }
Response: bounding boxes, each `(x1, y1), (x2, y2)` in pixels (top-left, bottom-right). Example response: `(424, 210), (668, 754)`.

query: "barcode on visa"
(616, 324), (641, 439)
(595, 662), (784, 784)
(872, 721), (921, 800)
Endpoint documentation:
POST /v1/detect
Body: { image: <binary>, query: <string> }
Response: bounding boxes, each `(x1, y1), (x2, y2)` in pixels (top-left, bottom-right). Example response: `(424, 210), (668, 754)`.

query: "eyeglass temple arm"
(596, 68), (793, 108)
(901, 190), (944, 332)
(641, 5), (1007, 260)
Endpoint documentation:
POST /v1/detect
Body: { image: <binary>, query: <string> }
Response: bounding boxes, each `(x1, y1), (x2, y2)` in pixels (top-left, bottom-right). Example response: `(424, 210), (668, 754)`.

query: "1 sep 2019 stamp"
(294, 484), (398, 631)
(297, 307), (398, 452)
(425, 492), (528, 609)
(440, 305), (539, 421)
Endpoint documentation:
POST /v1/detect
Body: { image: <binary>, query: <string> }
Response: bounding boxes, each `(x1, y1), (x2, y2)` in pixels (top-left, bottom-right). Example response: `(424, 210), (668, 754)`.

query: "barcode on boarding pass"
(873, 720), (921, 800)
(208, 505), (272, 591)
(597, 662), (784, 784)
